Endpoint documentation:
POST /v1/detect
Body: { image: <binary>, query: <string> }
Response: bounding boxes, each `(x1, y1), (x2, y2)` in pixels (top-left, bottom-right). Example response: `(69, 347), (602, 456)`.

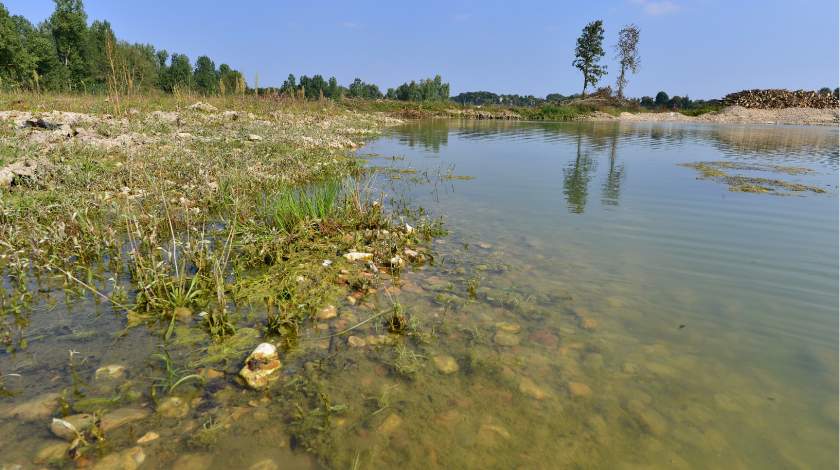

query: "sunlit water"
(1, 120), (837, 470)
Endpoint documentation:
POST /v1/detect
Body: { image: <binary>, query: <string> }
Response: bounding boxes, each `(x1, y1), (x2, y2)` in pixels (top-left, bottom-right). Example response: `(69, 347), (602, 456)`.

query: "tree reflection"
(563, 130), (598, 214)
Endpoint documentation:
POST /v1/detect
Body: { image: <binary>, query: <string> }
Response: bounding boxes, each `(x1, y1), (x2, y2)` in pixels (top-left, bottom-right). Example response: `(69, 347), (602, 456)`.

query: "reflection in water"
(601, 132), (626, 206)
(563, 131), (599, 214)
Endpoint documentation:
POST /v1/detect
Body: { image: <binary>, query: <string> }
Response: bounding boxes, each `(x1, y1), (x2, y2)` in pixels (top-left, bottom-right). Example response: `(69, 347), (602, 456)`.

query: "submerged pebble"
(519, 378), (553, 400)
(493, 331), (520, 346)
(433, 355), (460, 374)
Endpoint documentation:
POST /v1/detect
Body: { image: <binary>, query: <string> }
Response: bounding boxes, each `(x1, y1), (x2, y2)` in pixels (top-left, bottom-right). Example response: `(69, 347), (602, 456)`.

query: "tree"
(572, 20), (607, 97)
(328, 76), (338, 99)
(281, 73), (295, 94)
(612, 24), (640, 99)
(166, 52), (191, 91)
(835, 88), (839, 99)
(0, 5), (36, 85)
(193, 55), (216, 95)
(654, 91), (669, 107)
(818, 87), (832, 94)
(49, 0), (90, 83)
(348, 78), (365, 98)
(640, 96), (654, 107)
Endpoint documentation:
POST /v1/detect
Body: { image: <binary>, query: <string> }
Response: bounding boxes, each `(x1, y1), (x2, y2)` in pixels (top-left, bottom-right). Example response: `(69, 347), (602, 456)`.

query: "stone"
(434, 409), (460, 426)
(248, 459), (279, 470)
(580, 318), (597, 330)
(390, 431), (410, 451)
(170, 453), (213, 470)
(316, 305), (337, 320)
(137, 432), (159, 444)
(377, 413), (403, 435)
(567, 382), (593, 397)
(586, 415), (610, 445)
(386, 256), (405, 268)
(476, 424), (511, 446)
(238, 343), (282, 390)
(495, 322), (520, 333)
(583, 353), (604, 370)
(101, 406), (152, 430)
(636, 409), (668, 437)
(622, 362), (638, 374)
(519, 378), (552, 400)
(188, 102), (218, 112)
(476, 243), (492, 249)
(530, 330), (559, 347)
(85, 447), (143, 470)
(345, 296), (357, 305)
(493, 331), (520, 346)
(644, 362), (678, 377)
(343, 252), (373, 261)
(247, 134), (263, 141)
(51, 414), (96, 439)
(433, 355), (459, 374)
(403, 249), (419, 261)
(625, 399), (646, 415)
(32, 440), (68, 464)
(347, 336), (366, 348)
(94, 365), (127, 382)
(157, 397), (190, 418)
(714, 393), (744, 412)
(0, 392), (60, 421)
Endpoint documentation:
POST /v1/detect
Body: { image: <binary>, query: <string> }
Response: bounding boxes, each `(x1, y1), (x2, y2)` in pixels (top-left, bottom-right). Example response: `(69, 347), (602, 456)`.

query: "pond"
(1, 119), (837, 470)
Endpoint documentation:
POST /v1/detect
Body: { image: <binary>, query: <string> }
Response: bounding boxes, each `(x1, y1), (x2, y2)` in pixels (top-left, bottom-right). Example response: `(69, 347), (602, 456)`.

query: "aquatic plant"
(148, 348), (206, 395)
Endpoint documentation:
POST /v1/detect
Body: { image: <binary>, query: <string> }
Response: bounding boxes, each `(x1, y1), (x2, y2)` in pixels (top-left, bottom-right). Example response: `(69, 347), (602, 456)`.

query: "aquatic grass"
(263, 181), (343, 233)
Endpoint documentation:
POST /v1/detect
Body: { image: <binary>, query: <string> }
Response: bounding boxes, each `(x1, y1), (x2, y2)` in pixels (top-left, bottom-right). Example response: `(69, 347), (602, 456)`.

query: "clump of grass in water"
(392, 344), (425, 376)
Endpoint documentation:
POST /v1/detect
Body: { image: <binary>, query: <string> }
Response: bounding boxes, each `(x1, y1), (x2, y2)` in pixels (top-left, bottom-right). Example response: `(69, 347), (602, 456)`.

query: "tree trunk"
(582, 74), (588, 98)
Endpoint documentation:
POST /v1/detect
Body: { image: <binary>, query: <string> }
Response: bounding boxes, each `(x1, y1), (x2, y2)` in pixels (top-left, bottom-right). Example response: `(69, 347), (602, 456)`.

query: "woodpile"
(722, 89), (839, 109)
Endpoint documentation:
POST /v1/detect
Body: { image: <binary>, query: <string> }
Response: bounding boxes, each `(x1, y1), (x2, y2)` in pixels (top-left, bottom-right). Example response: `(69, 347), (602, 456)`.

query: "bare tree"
(612, 24), (641, 99)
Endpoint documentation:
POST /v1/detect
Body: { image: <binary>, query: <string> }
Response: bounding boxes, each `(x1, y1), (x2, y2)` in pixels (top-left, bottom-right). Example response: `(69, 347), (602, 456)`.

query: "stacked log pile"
(722, 89), (839, 109)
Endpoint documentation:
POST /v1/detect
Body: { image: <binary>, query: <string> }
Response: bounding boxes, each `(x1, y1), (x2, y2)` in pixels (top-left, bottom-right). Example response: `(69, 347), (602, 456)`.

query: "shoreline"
(580, 105), (839, 127)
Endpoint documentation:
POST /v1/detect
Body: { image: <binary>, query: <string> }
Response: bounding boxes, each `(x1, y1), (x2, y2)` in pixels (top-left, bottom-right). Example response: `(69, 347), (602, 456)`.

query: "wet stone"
(567, 382), (593, 397)
(101, 405), (152, 430)
(32, 440), (68, 465)
(239, 343), (282, 390)
(714, 393), (744, 412)
(316, 305), (338, 320)
(495, 322), (520, 333)
(636, 409), (668, 437)
(378, 413), (403, 435)
(580, 318), (597, 330)
(434, 409), (461, 426)
(583, 353), (605, 370)
(493, 330), (520, 346)
(157, 397), (190, 418)
(476, 424), (511, 447)
(94, 365), (127, 382)
(530, 330), (559, 347)
(347, 336), (366, 347)
(91, 450), (139, 470)
(433, 355), (460, 374)
(390, 431), (411, 451)
(644, 362), (678, 377)
(0, 392), (60, 421)
(248, 459), (279, 470)
(137, 432), (159, 444)
(170, 453), (213, 470)
(519, 378), (553, 400)
(51, 413), (96, 439)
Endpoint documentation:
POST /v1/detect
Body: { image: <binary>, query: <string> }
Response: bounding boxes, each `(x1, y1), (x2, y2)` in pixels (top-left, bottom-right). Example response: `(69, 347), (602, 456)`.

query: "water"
(1, 120), (837, 470)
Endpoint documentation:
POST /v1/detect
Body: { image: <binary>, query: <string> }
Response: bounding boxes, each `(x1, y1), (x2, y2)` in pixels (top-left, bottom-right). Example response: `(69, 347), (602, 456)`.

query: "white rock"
(343, 252), (373, 261)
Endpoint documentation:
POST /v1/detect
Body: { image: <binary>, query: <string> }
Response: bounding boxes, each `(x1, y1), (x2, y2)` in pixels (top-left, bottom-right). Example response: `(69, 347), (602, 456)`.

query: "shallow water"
(1, 120), (837, 470)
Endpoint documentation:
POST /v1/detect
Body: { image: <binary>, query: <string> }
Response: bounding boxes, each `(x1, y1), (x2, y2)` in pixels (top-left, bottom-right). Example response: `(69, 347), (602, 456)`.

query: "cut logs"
(722, 89), (839, 109)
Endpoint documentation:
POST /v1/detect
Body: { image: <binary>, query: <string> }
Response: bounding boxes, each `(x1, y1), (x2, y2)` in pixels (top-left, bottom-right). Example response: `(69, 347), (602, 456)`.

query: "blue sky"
(10, 0), (839, 99)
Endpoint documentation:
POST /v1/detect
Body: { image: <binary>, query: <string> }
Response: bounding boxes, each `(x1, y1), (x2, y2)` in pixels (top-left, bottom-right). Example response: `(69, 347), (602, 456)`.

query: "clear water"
(1, 120), (837, 470)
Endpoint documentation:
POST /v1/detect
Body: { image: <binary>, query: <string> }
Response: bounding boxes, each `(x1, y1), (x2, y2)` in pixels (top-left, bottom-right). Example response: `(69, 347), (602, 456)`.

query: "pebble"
(374, 363), (390, 376)
(0, 392), (60, 421)
(316, 305), (337, 320)
(434, 409), (460, 426)
(248, 459), (279, 470)
(636, 409), (668, 437)
(347, 336), (366, 348)
(567, 382), (593, 397)
(519, 378), (552, 400)
(433, 355), (460, 374)
(137, 432), (159, 444)
(238, 343), (282, 390)
(157, 397), (190, 418)
(714, 393), (744, 412)
(171, 453), (213, 470)
(32, 441), (68, 465)
(644, 362), (678, 377)
(495, 322), (520, 333)
(90, 447), (144, 470)
(476, 242), (492, 249)
(579, 318), (597, 330)
(476, 424), (510, 446)
(583, 353), (604, 370)
(530, 330), (559, 347)
(390, 431), (411, 451)
(94, 365), (127, 381)
(402, 284), (423, 294)
(345, 296), (356, 305)
(586, 415), (610, 445)
(377, 413), (403, 435)
(493, 331), (520, 346)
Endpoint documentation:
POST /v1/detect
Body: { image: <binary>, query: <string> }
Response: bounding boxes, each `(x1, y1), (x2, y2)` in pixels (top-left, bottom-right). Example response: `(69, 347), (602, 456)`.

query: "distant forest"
(1, 2), (835, 109)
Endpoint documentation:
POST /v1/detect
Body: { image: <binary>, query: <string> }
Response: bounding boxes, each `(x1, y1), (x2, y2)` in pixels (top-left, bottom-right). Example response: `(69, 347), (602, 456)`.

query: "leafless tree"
(612, 25), (641, 99)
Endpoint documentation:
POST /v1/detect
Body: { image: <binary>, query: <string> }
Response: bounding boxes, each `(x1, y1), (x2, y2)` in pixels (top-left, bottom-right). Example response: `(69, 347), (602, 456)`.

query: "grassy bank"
(0, 92), (450, 361)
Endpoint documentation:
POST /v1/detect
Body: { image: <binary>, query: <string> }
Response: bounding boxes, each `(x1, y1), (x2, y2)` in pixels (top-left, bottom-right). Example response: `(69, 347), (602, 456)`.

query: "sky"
(9, 0), (840, 100)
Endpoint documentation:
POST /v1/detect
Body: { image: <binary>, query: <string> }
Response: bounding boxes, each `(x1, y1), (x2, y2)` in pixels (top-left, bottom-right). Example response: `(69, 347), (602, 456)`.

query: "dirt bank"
(583, 106), (839, 127)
